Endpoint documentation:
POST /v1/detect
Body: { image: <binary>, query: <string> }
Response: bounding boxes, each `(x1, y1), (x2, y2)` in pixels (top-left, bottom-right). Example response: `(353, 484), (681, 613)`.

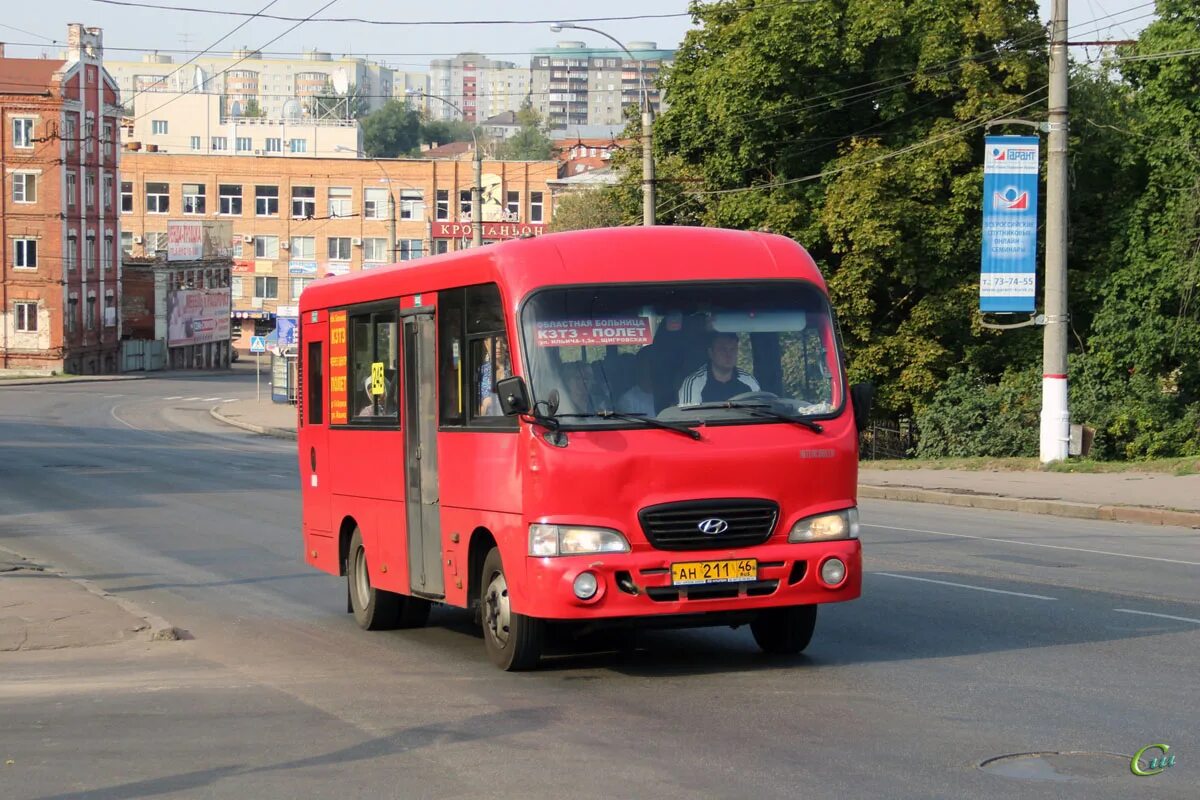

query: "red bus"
(297, 226), (871, 670)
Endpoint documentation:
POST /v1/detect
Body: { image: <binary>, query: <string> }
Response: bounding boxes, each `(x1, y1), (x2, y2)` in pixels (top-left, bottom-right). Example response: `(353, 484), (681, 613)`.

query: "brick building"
(117, 151), (557, 350)
(1, 25), (121, 373)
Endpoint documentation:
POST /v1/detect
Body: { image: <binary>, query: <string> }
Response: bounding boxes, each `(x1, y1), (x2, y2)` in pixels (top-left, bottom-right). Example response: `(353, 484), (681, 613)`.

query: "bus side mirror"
(496, 376), (530, 416)
(850, 382), (874, 434)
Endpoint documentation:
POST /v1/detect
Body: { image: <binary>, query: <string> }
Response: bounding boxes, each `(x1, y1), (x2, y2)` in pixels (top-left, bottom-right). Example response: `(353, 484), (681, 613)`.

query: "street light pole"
(551, 22), (655, 226)
(408, 90), (484, 248)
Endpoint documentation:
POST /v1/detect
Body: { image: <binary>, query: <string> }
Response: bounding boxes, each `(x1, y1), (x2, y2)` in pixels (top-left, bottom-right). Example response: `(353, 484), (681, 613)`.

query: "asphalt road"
(1, 372), (1196, 799)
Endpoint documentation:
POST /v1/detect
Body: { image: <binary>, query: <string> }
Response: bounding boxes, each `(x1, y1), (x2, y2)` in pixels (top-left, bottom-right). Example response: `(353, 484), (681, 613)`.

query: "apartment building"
(429, 54), (529, 123)
(118, 152), (557, 349)
(106, 49), (395, 118)
(530, 41), (672, 130)
(1, 25), (122, 374)
(129, 90), (361, 158)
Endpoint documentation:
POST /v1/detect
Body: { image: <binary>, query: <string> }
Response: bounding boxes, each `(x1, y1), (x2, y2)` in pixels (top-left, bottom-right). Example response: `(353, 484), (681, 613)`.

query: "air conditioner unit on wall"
(242, 235), (254, 243)
(280, 241), (289, 249)
(351, 237), (362, 246)
(132, 235), (143, 244)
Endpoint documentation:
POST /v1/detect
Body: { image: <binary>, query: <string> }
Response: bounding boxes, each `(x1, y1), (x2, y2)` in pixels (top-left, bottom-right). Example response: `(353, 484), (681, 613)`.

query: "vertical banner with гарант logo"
(980, 135), (1040, 312)
(329, 310), (349, 424)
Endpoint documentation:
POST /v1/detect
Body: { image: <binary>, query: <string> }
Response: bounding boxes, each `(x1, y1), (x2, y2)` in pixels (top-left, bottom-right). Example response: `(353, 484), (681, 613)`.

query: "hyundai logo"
(697, 518), (729, 535)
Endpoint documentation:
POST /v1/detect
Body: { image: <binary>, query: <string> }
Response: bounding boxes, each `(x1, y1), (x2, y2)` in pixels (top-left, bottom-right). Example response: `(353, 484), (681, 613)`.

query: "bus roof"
(299, 226), (826, 314)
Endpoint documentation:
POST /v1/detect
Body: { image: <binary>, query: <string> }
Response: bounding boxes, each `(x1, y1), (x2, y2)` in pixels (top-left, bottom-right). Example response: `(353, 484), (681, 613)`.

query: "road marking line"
(202, 397), (220, 401)
(164, 396), (182, 400)
(1113, 609), (1200, 625)
(222, 398), (238, 403)
(102, 394), (124, 398)
(183, 397), (201, 401)
(862, 524), (1200, 567)
(269, 474), (288, 478)
(873, 572), (1057, 600)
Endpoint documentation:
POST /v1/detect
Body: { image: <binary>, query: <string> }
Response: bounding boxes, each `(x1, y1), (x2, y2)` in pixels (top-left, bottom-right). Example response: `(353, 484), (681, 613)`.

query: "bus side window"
(349, 308), (399, 423)
(307, 341), (323, 424)
(438, 288), (466, 425)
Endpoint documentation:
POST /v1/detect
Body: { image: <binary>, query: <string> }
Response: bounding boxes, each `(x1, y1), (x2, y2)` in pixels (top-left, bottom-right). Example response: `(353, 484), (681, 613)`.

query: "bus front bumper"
(519, 539), (862, 621)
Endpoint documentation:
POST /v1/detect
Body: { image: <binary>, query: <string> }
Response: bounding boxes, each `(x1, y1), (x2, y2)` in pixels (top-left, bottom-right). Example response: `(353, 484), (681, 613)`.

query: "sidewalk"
(205, 403), (1200, 529)
(0, 550), (178, 651)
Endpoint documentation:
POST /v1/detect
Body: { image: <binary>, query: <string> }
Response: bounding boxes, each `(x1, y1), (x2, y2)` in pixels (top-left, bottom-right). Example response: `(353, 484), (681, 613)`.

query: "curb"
(859, 484), (1200, 529)
(0, 374), (147, 387)
(209, 406), (297, 440)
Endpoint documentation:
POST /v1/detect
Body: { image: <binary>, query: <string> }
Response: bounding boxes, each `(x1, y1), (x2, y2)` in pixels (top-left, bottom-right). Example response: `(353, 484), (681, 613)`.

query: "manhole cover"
(980, 752), (1132, 783)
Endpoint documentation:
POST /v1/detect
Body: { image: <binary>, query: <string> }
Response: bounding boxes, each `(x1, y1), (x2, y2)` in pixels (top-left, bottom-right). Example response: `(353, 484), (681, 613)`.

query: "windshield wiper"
(556, 411), (702, 440)
(678, 401), (824, 433)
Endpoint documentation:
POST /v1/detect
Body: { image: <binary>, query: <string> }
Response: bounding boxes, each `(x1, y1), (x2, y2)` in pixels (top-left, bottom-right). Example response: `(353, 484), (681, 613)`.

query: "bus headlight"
(788, 508), (859, 542)
(529, 524), (630, 557)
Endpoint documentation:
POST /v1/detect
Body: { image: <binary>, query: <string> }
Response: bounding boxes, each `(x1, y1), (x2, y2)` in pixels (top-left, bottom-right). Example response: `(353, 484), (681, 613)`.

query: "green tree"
(548, 188), (627, 232)
(419, 117), (480, 147)
(361, 100), (422, 158)
(241, 98), (265, 118)
(495, 104), (555, 161)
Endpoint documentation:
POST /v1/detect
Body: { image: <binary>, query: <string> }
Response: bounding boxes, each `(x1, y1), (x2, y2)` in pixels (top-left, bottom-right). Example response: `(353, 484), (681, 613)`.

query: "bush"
(915, 368), (1041, 458)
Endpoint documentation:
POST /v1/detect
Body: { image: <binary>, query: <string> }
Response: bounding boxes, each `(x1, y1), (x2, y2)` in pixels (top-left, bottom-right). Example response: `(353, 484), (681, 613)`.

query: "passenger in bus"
(479, 337), (511, 416)
(616, 347), (657, 416)
(677, 331), (760, 405)
(561, 361), (598, 414)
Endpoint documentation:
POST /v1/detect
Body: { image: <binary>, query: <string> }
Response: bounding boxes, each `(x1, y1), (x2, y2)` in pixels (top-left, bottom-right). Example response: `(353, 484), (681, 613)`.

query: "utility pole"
(388, 191), (398, 263)
(1041, 0), (1070, 463)
(642, 106), (655, 226)
(472, 147), (483, 248)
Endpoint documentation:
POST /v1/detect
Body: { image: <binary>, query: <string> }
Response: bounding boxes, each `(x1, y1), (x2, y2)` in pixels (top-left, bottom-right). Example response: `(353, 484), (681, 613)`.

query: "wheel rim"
(353, 545), (370, 607)
(484, 569), (511, 647)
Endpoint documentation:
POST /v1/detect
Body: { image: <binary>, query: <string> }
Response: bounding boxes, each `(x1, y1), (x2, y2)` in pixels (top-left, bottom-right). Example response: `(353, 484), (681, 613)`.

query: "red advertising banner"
(433, 222), (546, 240)
(329, 310), (349, 425)
(535, 317), (652, 347)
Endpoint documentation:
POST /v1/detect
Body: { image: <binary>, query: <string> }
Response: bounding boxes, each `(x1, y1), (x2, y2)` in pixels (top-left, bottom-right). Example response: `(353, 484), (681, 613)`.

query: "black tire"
(480, 547), (544, 670)
(751, 605), (817, 655)
(347, 529), (401, 630)
(396, 595), (432, 629)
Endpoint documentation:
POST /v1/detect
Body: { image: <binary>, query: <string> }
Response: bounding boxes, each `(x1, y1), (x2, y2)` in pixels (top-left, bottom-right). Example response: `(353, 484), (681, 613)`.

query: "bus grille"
(638, 499), (779, 551)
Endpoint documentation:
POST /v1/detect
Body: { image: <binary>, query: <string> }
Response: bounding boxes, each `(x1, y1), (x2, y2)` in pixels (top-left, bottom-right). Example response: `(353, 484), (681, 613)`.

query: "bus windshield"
(520, 281), (844, 427)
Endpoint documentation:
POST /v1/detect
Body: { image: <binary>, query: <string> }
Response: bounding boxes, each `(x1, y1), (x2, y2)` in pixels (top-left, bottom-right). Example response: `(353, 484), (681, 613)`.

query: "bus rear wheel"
(348, 529), (402, 630)
(751, 604), (817, 655)
(480, 547), (544, 670)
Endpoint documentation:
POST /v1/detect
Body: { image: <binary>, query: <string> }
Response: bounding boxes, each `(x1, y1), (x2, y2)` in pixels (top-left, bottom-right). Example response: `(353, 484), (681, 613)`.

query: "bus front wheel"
(480, 547), (544, 670)
(348, 528), (402, 630)
(751, 604), (817, 655)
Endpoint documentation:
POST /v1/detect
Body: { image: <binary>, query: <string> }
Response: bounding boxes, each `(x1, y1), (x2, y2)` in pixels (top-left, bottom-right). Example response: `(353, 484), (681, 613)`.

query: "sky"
(0, 0), (1158, 68)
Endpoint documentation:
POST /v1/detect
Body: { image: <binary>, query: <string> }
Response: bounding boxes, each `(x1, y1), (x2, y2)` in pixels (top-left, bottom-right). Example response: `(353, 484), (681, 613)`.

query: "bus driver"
(677, 331), (760, 405)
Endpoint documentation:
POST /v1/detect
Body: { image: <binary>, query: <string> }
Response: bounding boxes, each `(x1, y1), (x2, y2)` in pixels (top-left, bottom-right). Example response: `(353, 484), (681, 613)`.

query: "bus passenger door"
(403, 309), (444, 597)
(299, 320), (333, 549)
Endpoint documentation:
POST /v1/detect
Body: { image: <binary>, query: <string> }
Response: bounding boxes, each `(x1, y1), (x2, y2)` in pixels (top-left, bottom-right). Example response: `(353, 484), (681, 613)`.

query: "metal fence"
(859, 420), (918, 460)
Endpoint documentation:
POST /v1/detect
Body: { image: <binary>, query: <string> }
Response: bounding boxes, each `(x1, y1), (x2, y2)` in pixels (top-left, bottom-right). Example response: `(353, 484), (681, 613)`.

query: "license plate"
(671, 559), (757, 586)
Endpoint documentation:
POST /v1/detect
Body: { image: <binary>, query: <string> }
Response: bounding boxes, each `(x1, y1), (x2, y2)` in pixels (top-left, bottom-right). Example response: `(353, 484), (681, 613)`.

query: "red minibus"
(297, 226), (871, 670)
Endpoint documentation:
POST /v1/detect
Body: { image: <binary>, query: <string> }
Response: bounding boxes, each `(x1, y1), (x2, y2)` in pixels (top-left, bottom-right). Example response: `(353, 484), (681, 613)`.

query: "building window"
(327, 237), (352, 261)
(211, 136), (228, 151)
(459, 189), (471, 219)
(530, 191), (544, 223)
(104, 123), (114, 156)
(255, 185), (279, 216)
(399, 239), (423, 261)
(254, 276), (278, 299)
(67, 173), (77, 207)
(103, 173), (113, 209)
(219, 184), (242, 215)
(505, 190), (520, 220)
(435, 189), (449, 221)
(85, 174), (95, 207)
(190, 135), (201, 150)
(67, 232), (78, 270)
(433, 239), (449, 255)
(64, 117), (76, 153)
(290, 277), (312, 299)
(12, 118), (33, 148)
(291, 186), (315, 218)
(85, 116), (94, 154)
(85, 234), (96, 271)
(146, 231), (168, 254)
(103, 231), (113, 271)
(120, 231), (132, 255)
(236, 137), (252, 153)
(254, 235), (279, 259)
(363, 237), (388, 262)
(364, 187), (389, 220)
(265, 137), (282, 153)
(14, 239), (37, 269)
(183, 183), (206, 214)
(399, 189), (423, 220)
(104, 293), (116, 327)
(66, 298), (77, 334)
(120, 181), (132, 212)
(14, 302), (37, 332)
(146, 182), (169, 213)
(328, 186), (352, 217)
(86, 295), (96, 330)
(151, 120), (168, 135)
(12, 173), (36, 204)
(289, 138), (306, 153)
(289, 236), (315, 258)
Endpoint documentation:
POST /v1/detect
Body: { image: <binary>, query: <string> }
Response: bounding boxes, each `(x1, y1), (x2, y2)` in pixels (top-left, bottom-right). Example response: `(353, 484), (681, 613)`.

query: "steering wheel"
(728, 391), (781, 403)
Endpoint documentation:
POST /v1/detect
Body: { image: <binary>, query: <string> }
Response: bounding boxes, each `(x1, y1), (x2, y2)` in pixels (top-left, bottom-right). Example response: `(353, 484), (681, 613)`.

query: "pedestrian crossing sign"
(249, 336), (267, 353)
